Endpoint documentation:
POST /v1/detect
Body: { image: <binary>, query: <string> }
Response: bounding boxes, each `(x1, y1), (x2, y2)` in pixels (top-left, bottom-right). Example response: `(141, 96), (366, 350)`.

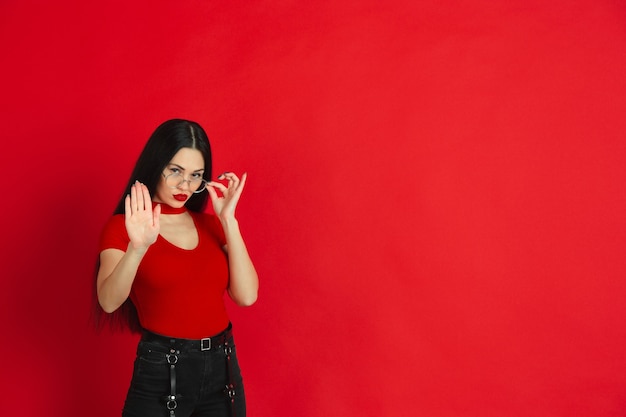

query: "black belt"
(142, 323), (233, 352)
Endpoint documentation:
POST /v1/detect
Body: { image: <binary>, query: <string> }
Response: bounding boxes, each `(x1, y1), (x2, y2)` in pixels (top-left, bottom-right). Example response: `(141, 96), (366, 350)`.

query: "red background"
(1, 1), (626, 416)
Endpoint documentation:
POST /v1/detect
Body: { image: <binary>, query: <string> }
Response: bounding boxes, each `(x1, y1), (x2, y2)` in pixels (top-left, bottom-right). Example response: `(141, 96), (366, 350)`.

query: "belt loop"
(223, 340), (237, 417)
(201, 337), (211, 351)
(164, 348), (180, 417)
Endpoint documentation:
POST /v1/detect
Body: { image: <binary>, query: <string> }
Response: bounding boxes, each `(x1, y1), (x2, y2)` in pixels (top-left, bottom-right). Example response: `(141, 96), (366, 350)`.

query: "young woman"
(95, 119), (258, 417)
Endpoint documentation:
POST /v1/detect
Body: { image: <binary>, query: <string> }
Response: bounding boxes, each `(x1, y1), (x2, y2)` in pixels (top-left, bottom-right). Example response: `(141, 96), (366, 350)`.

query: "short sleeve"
(99, 215), (129, 252)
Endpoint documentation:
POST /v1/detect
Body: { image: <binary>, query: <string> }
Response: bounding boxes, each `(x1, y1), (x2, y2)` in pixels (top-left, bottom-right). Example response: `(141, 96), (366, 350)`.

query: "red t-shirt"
(99, 211), (230, 338)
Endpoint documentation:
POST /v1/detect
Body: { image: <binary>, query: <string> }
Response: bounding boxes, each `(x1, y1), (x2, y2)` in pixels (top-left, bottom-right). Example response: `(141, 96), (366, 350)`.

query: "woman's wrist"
(219, 215), (239, 229)
(127, 242), (150, 256)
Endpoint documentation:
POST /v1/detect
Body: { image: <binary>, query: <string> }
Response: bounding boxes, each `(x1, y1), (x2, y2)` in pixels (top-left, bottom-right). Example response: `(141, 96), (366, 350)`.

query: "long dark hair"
(92, 119), (213, 333)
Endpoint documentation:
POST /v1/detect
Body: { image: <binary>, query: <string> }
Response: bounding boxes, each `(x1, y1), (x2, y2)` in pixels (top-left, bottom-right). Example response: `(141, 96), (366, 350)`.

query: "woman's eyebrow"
(168, 163), (204, 172)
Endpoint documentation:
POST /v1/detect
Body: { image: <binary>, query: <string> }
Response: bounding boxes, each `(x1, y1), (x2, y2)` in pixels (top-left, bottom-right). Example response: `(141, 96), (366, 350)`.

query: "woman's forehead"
(168, 148), (204, 170)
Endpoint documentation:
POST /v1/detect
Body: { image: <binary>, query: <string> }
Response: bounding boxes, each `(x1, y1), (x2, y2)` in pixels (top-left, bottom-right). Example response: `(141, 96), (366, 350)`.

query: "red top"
(99, 211), (230, 338)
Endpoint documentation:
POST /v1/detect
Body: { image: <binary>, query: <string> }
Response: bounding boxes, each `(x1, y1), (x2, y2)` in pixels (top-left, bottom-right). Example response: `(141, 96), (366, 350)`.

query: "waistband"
(141, 322), (233, 352)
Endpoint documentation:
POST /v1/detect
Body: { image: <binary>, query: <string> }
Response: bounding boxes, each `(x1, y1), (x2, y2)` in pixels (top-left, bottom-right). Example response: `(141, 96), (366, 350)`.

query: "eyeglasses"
(163, 172), (208, 193)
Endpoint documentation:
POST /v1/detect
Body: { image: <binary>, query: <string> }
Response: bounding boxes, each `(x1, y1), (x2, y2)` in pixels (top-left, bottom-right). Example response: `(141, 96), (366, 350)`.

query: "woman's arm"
(97, 245), (147, 313)
(222, 217), (259, 306)
(208, 172), (259, 306)
(97, 182), (160, 312)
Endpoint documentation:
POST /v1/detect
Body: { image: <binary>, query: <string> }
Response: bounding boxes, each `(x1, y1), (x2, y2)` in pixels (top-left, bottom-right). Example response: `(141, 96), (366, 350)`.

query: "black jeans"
(122, 326), (246, 417)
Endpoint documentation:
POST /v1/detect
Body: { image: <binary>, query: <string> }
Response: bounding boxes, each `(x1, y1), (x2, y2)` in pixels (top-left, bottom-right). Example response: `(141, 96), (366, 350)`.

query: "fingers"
(206, 183), (219, 202)
(208, 181), (228, 194)
(124, 194), (131, 218)
(217, 172), (239, 187)
(141, 181), (152, 209)
(217, 172), (234, 180)
(239, 172), (247, 191)
(152, 203), (161, 228)
(130, 181), (139, 212)
(127, 181), (151, 214)
(216, 172), (246, 192)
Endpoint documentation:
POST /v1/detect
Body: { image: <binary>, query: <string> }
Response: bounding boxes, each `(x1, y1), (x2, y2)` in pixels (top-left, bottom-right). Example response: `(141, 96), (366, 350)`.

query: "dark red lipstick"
(174, 194), (188, 202)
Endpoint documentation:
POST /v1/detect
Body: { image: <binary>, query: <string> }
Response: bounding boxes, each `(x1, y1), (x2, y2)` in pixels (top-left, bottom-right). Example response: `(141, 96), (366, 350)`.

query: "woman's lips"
(174, 194), (188, 201)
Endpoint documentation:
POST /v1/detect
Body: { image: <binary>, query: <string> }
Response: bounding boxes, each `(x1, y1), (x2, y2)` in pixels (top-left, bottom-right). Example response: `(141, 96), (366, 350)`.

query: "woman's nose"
(178, 178), (191, 190)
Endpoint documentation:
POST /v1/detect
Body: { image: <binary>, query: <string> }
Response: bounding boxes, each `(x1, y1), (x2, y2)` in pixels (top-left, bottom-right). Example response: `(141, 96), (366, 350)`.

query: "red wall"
(1, 1), (626, 416)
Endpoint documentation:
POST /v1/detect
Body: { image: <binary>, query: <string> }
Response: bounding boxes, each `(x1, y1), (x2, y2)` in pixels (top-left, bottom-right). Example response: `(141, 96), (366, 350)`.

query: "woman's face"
(154, 147), (205, 206)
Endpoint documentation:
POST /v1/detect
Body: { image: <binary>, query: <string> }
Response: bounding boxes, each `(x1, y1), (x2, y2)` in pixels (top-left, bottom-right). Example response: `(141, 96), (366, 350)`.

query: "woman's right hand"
(124, 181), (161, 251)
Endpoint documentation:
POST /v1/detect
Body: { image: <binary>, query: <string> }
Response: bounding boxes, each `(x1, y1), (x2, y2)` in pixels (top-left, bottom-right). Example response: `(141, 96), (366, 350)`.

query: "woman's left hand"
(207, 172), (247, 219)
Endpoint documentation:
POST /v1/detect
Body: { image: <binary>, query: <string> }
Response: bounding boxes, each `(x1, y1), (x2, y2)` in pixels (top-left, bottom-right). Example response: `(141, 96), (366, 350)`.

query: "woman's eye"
(169, 168), (181, 175)
(192, 173), (203, 180)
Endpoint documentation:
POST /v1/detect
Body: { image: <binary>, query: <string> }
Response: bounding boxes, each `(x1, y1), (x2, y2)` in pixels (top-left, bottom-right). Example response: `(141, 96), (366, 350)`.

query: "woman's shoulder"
(102, 213), (125, 230)
(99, 214), (128, 252)
(190, 211), (225, 245)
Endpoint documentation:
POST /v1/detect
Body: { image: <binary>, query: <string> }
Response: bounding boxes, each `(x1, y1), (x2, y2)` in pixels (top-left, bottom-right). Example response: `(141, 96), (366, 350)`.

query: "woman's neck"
(153, 201), (187, 214)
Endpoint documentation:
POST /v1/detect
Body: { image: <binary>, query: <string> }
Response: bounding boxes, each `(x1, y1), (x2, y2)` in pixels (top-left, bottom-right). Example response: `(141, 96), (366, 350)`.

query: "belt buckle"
(201, 337), (211, 351)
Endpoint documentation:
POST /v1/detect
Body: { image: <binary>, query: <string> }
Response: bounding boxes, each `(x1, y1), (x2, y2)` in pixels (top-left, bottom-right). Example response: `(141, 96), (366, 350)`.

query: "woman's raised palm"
(124, 181), (161, 250)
